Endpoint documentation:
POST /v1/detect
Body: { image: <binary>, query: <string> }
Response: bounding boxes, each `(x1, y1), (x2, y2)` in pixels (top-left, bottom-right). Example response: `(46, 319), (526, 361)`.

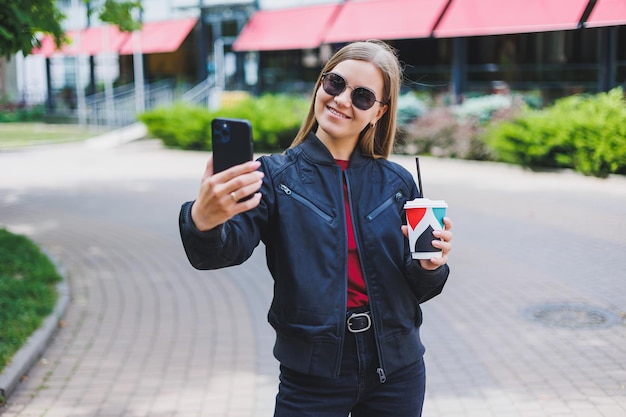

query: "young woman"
(179, 40), (453, 417)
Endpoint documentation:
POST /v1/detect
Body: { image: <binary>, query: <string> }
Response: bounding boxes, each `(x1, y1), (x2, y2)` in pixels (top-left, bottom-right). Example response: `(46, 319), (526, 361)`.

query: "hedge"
(138, 94), (309, 152)
(483, 87), (626, 177)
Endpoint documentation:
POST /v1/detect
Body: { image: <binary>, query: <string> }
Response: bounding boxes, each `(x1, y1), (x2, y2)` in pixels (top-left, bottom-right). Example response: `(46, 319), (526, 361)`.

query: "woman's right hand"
(190, 156), (264, 231)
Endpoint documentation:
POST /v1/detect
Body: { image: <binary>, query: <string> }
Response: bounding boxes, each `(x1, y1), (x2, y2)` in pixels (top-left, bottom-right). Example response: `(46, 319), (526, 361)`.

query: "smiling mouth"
(327, 106), (350, 119)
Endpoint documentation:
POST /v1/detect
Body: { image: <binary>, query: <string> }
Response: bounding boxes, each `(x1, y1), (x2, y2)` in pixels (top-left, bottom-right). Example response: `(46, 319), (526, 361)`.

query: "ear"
(371, 103), (388, 126)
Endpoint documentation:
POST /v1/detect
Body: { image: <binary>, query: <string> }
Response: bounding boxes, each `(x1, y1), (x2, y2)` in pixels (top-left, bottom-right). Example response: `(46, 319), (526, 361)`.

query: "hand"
(190, 156), (264, 231)
(401, 217), (453, 271)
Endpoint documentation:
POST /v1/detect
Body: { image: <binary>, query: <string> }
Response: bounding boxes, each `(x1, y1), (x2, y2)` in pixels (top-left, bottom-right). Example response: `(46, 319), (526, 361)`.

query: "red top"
(336, 160), (368, 309)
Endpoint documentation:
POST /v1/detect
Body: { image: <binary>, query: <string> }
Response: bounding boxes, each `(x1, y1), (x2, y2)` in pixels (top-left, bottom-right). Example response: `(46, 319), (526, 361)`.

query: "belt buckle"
(347, 312), (371, 333)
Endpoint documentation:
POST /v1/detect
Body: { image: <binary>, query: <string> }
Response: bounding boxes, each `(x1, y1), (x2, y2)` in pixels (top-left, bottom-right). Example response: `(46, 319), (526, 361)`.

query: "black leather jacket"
(179, 132), (449, 380)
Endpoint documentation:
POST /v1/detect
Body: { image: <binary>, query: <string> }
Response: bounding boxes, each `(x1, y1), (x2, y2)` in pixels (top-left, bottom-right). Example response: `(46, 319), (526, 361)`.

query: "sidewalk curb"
(84, 122), (147, 149)
(0, 251), (70, 402)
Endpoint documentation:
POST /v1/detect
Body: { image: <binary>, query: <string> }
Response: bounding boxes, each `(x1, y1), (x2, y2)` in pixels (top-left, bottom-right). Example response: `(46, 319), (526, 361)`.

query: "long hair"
(290, 40), (402, 159)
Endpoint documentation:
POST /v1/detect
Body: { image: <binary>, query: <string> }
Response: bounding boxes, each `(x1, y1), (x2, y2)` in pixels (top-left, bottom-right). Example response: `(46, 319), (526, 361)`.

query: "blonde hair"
(290, 40), (402, 159)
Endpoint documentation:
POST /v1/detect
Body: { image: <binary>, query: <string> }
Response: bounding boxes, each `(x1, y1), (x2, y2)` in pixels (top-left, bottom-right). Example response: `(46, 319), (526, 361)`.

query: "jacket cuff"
(180, 201), (223, 240)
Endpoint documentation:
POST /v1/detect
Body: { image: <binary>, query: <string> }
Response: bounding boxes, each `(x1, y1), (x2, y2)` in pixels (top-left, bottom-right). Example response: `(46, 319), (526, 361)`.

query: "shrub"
(138, 103), (212, 150)
(0, 104), (46, 123)
(138, 94), (309, 152)
(484, 87), (626, 177)
(396, 92), (428, 125)
(396, 94), (523, 160)
(452, 94), (515, 124)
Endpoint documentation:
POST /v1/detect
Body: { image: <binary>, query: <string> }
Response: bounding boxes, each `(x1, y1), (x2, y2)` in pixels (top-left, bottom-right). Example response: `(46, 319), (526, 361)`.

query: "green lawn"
(0, 123), (103, 150)
(0, 229), (61, 378)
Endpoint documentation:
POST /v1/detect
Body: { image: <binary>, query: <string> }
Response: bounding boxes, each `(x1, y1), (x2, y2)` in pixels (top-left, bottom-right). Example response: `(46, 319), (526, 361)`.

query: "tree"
(0, 0), (66, 58)
(95, 0), (142, 32)
(0, 0), (142, 59)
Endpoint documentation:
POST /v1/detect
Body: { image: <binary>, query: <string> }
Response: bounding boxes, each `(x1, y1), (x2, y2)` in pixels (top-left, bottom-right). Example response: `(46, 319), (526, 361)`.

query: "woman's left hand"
(401, 217), (453, 271)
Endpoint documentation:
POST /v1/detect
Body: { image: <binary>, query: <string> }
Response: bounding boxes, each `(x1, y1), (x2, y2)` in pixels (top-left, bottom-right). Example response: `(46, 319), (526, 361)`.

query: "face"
(314, 60), (388, 151)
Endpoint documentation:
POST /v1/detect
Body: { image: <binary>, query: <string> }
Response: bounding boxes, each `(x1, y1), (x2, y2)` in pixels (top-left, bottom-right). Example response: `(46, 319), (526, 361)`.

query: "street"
(1, 137), (625, 417)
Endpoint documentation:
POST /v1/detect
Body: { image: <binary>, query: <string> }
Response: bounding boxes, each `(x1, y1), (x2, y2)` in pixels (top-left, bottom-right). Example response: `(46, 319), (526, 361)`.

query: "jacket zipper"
(278, 184), (333, 222)
(366, 191), (404, 221)
(345, 171), (387, 384)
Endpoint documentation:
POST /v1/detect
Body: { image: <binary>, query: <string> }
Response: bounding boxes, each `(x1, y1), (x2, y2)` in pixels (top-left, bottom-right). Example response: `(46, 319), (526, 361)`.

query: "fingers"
(202, 156), (214, 182)
(192, 159), (264, 231)
(442, 216), (453, 231)
(213, 160), (261, 183)
(417, 217), (453, 270)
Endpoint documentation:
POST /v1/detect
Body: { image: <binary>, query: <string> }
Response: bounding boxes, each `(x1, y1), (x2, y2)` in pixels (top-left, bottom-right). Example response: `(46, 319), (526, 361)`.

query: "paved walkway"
(0, 135), (625, 416)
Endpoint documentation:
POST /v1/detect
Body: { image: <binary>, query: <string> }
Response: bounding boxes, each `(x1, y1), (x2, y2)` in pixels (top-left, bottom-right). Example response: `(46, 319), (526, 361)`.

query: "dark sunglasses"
(321, 72), (386, 111)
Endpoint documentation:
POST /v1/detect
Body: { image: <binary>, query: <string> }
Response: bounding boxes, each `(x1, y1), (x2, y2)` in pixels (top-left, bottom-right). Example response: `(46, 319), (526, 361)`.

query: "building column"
(598, 26), (617, 92)
(452, 37), (467, 103)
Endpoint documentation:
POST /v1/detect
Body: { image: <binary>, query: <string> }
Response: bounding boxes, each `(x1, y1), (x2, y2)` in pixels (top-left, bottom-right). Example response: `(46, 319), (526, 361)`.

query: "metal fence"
(42, 78), (219, 130)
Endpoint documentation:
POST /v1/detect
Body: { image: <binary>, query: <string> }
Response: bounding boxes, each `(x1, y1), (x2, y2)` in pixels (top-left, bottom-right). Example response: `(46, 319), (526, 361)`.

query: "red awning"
(586, 0), (626, 28)
(324, 0), (449, 43)
(32, 18), (196, 57)
(232, 4), (340, 51)
(433, 0), (590, 38)
(33, 25), (130, 57)
(118, 18), (197, 55)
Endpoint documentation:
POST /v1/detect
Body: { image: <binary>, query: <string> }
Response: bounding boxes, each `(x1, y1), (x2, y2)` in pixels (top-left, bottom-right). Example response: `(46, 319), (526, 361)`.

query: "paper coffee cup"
(404, 198), (448, 259)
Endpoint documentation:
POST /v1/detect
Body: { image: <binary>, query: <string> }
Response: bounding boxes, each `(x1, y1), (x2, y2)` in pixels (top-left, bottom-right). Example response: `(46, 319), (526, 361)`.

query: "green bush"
(139, 94), (309, 152)
(396, 92), (428, 125)
(396, 94), (523, 160)
(0, 105), (46, 123)
(0, 229), (61, 372)
(138, 103), (212, 150)
(484, 87), (626, 177)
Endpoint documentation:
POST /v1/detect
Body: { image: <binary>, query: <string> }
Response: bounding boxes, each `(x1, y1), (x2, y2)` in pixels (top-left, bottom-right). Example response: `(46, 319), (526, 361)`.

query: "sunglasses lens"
(322, 72), (379, 111)
(352, 88), (376, 111)
(323, 73), (345, 96)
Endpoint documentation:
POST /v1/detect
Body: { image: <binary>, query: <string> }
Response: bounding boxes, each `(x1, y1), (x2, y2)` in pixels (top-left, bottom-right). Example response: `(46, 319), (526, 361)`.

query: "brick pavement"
(0, 137), (625, 416)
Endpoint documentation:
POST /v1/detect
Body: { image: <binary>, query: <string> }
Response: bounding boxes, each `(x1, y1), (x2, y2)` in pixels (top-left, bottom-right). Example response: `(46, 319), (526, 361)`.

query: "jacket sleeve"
(178, 157), (272, 270)
(405, 260), (449, 304)
(178, 198), (264, 270)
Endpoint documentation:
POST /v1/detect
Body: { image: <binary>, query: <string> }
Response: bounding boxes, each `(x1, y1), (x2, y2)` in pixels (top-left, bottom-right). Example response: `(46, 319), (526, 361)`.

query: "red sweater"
(336, 160), (368, 309)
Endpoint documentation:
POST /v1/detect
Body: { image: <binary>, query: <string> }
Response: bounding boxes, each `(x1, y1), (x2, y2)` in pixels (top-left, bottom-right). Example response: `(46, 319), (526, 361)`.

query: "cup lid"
(404, 198), (448, 209)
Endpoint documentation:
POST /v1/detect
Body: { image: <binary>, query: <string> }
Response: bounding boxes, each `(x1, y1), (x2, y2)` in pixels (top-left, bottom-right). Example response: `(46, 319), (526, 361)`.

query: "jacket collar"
(300, 131), (371, 168)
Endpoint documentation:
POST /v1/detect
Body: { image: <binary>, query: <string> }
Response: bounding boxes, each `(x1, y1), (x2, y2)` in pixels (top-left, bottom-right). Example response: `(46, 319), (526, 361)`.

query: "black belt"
(347, 310), (371, 333)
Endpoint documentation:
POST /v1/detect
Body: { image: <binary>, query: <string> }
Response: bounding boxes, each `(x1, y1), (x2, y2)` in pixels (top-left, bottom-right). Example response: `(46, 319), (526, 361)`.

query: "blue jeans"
(274, 315), (426, 417)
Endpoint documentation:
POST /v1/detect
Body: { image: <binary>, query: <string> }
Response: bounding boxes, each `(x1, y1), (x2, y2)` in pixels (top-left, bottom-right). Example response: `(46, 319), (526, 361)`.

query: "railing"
(84, 80), (177, 129)
(181, 77), (215, 106)
(42, 77), (223, 129)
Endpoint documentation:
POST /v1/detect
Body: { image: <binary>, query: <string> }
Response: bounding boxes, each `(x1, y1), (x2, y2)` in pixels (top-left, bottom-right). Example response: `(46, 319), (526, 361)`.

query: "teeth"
(328, 107), (348, 118)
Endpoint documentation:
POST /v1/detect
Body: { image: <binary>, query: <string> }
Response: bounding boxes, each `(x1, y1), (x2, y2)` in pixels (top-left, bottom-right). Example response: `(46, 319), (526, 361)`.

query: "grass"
(0, 228), (61, 374)
(0, 123), (103, 150)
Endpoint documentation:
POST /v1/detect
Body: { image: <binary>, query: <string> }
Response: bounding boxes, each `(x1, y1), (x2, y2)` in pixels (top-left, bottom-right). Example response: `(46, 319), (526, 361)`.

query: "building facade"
(4, 0), (626, 116)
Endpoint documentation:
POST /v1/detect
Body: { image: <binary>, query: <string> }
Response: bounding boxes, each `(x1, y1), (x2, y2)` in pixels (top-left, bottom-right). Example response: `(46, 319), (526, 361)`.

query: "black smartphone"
(211, 117), (254, 174)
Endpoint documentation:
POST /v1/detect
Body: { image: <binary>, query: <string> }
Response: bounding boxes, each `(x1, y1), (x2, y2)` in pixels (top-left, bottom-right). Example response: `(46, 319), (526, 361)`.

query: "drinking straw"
(415, 157), (424, 197)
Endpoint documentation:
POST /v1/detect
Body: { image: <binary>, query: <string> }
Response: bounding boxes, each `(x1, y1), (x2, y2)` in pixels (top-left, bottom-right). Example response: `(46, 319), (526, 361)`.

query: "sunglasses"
(321, 72), (386, 111)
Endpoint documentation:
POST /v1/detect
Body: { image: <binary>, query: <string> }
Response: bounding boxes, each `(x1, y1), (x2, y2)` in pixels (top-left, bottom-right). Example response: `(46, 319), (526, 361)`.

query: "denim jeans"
(274, 313), (426, 417)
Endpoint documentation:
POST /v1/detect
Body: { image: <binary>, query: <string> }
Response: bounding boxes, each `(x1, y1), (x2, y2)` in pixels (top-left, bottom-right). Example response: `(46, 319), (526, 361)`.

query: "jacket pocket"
(365, 191), (404, 221)
(279, 183), (333, 222)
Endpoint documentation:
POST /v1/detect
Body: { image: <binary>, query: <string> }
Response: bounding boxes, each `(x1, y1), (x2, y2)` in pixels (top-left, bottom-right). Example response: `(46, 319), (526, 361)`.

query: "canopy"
(33, 18), (196, 57)
(586, 0), (626, 28)
(232, 4), (340, 51)
(324, 0), (449, 43)
(118, 18), (197, 55)
(433, 0), (590, 37)
(33, 26), (129, 57)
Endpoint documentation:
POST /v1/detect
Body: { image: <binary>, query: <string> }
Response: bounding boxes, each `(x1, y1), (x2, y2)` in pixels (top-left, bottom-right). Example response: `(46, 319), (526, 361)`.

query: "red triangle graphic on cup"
(407, 208), (427, 229)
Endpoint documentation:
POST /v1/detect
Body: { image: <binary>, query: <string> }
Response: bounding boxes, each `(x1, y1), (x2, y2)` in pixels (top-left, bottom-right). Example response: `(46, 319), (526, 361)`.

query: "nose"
(334, 86), (352, 107)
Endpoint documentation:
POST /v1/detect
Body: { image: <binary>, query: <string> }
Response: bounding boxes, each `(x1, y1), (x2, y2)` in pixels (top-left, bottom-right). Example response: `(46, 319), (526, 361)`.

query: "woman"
(179, 40), (453, 417)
